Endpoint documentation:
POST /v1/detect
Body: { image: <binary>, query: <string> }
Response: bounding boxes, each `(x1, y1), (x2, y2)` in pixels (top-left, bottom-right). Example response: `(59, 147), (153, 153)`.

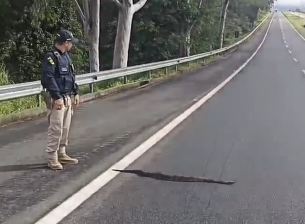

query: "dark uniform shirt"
(42, 48), (78, 100)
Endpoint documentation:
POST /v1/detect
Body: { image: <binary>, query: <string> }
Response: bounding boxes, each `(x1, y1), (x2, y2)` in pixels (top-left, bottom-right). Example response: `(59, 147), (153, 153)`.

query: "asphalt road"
(280, 12), (305, 70)
(59, 13), (305, 224)
(0, 14), (273, 224)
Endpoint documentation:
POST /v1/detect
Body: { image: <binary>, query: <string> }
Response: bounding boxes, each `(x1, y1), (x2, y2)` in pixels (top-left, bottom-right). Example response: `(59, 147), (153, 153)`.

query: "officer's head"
(55, 29), (79, 52)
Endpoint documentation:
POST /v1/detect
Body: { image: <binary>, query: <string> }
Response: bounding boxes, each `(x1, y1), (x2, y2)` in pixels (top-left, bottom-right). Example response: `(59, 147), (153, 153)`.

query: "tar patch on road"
(113, 169), (235, 185)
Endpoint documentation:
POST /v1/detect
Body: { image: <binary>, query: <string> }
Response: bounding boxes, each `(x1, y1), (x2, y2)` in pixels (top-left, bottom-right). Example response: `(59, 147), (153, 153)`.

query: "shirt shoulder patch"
(47, 56), (55, 65)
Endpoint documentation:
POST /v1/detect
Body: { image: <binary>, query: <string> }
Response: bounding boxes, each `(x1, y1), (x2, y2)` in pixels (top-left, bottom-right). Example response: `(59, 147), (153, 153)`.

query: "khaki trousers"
(46, 96), (73, 154)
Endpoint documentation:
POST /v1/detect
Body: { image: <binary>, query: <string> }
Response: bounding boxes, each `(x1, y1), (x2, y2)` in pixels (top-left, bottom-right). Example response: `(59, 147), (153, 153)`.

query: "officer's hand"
(73, 95), (80, 106)
(54, 98), (64, 110)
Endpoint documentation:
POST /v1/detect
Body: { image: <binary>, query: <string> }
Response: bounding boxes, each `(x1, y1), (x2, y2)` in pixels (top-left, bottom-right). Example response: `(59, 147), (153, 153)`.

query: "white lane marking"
(302, 70), (305, 75)
(284, 12), (305, 41)
(286, 45), (288, 47)
(34, 15), (274, 224)
(294, 58), (298, 62)
(289, 50), (292, 54)
(284, 40), (286, 43)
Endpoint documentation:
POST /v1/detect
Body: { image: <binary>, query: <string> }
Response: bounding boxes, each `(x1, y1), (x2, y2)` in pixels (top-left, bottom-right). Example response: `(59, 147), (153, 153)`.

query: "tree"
(219, 0), (272, 48)
(179, 0), (204, 57)
(32, 0), (100, 72)
(0, 0), (273, 85)
(0, 0), (86, 83)
(111, 0), (148, 69)
(73, 0), (101, 72)
(191, 0), (222, 52)
(219, 0), (230, 49)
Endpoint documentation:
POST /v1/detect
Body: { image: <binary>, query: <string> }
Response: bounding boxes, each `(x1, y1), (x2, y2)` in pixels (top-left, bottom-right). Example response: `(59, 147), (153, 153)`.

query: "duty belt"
(42, 89), (71, 108)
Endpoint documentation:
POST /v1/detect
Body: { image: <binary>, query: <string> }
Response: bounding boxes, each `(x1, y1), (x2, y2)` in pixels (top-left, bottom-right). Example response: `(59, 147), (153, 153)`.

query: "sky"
(275, 0), (304, 7)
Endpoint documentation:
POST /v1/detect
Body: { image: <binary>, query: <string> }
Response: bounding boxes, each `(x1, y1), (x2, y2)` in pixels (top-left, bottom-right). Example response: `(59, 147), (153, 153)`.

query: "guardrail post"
(165, 67), (168, 75)
(89, 83), (94, 93)
(124, 76), (128, 84)
(148, 70), (152, 80)
(36, 94), (42, 107)
(175, 65), (178, 72)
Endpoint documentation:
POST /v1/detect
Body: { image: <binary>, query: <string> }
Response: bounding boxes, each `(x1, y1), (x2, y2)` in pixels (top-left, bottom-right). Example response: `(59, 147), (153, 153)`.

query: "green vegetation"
(283, 13), (305, 37)
(0, 64), (37, 115)
(0, 0), (272, 118)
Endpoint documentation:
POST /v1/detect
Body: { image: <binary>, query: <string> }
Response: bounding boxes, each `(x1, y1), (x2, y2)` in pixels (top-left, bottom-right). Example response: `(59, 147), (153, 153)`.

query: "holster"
(63, 96), (68, 107)
(42, 90), (52, 110)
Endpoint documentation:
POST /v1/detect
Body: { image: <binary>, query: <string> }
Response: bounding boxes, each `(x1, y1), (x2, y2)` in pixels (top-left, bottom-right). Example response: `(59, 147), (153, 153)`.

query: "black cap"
(56, 29), (79, 44)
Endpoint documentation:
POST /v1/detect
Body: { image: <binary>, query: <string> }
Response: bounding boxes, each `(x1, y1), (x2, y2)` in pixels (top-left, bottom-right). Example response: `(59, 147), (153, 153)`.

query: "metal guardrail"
(0, 13), (271, 103)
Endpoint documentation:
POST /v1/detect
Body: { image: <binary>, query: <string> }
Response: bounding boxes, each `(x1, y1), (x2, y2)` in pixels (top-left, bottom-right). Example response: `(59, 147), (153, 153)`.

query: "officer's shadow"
(0, 163), (47, 172)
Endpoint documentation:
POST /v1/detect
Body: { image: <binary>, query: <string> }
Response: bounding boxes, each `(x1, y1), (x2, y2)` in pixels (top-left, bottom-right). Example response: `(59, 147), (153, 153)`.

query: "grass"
(0, 97), (37, 115)
(283, 12), (305, 37)
(257, 10), (270, 23)
(0, 13), (270, 117)
(0, 64), (38, 115)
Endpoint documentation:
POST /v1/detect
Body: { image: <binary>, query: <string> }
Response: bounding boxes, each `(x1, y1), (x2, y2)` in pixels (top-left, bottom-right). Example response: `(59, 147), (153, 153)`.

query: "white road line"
(302, 70), (305, 75)
(286, 45), (288, 47)
(33, 15), (275, 224)
(294, 58), (298, 62)
(289, 50), (292, 54)
(284, 40), (286, 43)
(284, 12), (305, 41)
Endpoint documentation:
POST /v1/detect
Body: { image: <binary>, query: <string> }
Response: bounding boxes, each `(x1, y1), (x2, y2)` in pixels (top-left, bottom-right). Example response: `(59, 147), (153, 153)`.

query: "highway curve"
(2, 12), (301, 224)
(60, 13), (305, 224)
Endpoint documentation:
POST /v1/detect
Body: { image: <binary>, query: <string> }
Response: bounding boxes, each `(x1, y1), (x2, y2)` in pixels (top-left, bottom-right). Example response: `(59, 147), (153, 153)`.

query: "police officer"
(42, 29), (80, 170)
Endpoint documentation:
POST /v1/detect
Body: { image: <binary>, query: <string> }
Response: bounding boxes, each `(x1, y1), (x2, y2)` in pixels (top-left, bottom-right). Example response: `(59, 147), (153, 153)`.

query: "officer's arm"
(67, 54), (79, 96)
(42, 53), (61, 100)
(73, 82), (79, 96)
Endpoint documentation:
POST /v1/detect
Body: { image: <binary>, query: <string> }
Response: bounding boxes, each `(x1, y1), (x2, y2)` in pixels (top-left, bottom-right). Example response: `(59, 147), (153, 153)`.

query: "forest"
(0, 0), (273, 85)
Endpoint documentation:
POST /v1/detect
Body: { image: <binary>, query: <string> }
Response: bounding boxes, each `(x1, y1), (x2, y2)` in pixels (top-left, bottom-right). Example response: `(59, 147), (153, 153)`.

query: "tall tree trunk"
(77, 0), (100, 72)
(179, 0), (203, 57)
(219, 0), (229, 49)
(112, 5), (134, 68)
(179, 23), (192, 57)
(111, 0), (148, 69)
(88, 39), (99, 72)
